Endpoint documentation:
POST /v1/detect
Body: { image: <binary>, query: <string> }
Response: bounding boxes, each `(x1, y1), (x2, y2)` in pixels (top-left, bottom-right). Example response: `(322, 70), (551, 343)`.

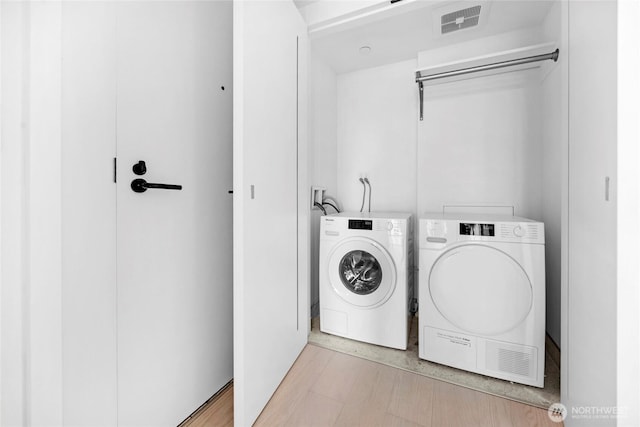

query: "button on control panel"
(513, 225), (525, 238)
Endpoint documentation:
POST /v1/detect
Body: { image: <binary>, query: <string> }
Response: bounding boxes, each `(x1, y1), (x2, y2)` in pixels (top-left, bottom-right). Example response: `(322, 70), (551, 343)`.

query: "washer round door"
(327, 237), (397, 308)
(428, 244), (533, 336)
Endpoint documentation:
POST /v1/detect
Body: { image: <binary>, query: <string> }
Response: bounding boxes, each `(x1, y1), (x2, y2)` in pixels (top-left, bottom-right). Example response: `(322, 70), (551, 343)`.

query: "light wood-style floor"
(183, 344), (561, 427)
(181, 382), (234, 427)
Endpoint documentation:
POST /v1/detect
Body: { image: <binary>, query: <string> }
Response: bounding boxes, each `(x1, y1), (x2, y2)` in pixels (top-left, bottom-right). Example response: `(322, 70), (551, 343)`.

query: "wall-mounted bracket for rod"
(415, 48), (559, 121)
(418, 81), (424, 121)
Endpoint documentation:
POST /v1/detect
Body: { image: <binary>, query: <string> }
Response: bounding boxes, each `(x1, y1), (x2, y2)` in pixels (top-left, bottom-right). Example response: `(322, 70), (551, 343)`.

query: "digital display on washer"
(349, 219), (373, 230)
(460, 222), (495, 236)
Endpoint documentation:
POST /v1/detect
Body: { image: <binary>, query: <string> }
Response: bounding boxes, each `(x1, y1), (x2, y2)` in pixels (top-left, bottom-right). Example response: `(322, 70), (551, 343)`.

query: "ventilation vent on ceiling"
(441, 5), (482, 34)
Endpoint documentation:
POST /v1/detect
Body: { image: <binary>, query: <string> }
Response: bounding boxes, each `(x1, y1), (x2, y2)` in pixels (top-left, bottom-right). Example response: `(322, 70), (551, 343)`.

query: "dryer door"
(327, 238), (396, 308)
(429, 244), (533, 336)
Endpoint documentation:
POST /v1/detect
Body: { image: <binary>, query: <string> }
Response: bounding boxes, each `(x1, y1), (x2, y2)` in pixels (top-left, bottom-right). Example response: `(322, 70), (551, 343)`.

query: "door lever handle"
(131, 178), (182, 193)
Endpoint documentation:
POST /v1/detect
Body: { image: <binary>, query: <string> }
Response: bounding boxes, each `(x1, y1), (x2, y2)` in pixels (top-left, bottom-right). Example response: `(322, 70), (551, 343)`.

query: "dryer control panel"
(460, 222), (494, 236)
(419, 214), (545, 248)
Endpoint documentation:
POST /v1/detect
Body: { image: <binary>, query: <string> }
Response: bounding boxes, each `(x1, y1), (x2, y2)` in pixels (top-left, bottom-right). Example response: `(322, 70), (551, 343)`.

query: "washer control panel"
(321, 214), (412, 241)
(348, 219), (372, 230)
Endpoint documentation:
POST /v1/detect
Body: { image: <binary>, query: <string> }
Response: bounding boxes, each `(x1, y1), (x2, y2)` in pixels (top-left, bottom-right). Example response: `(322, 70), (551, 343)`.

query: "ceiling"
(309, 1), (555, 74)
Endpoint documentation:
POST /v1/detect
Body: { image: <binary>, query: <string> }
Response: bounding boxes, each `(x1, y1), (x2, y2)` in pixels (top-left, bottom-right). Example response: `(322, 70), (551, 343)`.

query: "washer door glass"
(339, 250), (382, 295)
(328, 238), (396, 308)
(429, 245), (533, 336)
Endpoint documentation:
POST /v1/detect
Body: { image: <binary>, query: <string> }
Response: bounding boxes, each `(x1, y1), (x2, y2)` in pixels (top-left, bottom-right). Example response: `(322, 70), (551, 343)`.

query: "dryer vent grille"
(485, 340), (537, 379)
(497, 348), (532, 377)
(441, 5), (481, 34)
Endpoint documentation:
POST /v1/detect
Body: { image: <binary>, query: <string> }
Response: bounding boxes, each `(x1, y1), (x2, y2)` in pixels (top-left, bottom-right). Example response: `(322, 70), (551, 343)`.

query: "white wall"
(617, 1), (640, 425)
(417, 28), (543, 68)
(1, 3), (27, 425)
(336, 58), (418, 213)
(333, 32), (548, 219)
(309, 53), (337, 316)
(416, 29), (544, 219)
(417, 69), (543, 218)
(540, 0), (563, 348)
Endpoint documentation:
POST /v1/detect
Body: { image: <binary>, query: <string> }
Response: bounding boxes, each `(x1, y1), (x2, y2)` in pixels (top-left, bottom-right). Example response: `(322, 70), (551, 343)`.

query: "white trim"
(1, 2), (66, 424)
(560, 0), (569, 410)
(617, 0), (640, 425)
(1, 1), (4, 422)
(306, 0), (421, 38)
(1, 2), (28, 425)
(232, 1), (246, 425)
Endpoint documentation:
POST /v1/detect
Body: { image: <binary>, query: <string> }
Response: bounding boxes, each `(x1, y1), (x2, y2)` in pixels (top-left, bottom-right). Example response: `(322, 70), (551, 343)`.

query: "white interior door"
(61, 3), (118, 424)
(116, 2), (233, 426)
(233, 1), (309, 425)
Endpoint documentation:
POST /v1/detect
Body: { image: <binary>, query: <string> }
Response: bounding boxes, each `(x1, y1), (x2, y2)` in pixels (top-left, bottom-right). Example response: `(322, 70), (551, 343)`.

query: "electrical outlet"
(311, 186), (326, 210)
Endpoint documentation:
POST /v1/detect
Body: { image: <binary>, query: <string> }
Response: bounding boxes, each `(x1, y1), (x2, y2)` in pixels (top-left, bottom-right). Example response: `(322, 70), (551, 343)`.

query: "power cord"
(314, 202), (327, 215)
(322, 196), (341, 210)
(322, 201), (340, 213)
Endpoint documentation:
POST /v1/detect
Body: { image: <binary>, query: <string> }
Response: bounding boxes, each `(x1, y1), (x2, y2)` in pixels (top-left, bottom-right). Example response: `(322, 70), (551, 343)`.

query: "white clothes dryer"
(320, 212), (413, 350)
(419, 213), (545, 387)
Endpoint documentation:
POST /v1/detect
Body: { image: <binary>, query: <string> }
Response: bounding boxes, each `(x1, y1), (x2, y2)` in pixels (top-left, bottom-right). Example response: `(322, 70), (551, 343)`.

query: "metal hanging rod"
(416, 49), (559, 83)
(416, 48), (559, 121)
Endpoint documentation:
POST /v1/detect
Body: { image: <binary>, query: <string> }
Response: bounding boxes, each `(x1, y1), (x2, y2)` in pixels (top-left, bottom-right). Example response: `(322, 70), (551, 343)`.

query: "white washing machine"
(320, 212), (413, 350)
(418, 213), (545, 387)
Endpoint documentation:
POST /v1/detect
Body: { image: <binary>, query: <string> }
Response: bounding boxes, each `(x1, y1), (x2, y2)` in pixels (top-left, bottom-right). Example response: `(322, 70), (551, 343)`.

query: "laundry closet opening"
(306, 0), (563, 407)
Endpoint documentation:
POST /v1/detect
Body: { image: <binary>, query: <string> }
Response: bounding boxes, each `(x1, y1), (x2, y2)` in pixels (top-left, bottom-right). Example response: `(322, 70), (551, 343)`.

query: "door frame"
(1, 2), (65, 425)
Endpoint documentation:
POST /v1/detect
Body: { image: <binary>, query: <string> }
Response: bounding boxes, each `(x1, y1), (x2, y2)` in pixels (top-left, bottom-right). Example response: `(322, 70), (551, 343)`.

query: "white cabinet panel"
(565, 1), (617, 424)
(233, 1), (309, 425)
